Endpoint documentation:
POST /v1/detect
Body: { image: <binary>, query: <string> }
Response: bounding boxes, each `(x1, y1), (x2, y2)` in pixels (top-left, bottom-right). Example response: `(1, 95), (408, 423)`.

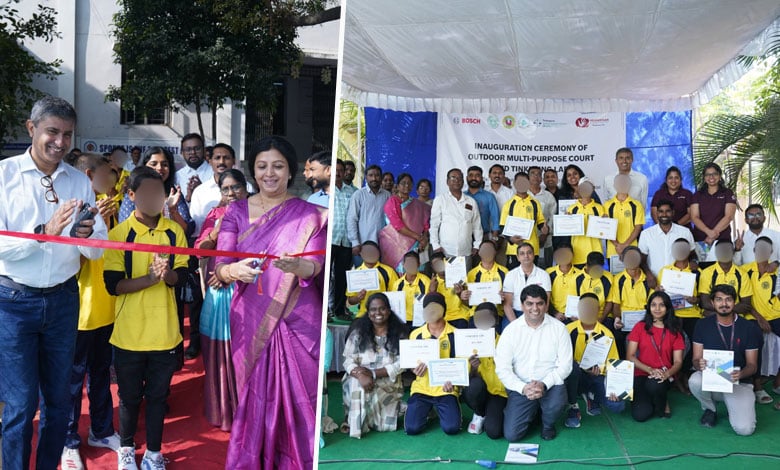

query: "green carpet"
(318, 377), (780, 469)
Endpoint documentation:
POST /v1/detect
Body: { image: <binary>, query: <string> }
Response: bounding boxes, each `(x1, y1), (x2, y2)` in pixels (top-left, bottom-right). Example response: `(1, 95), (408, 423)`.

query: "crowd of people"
(327, 146), (780, 445)
(0, 97), (327, 469)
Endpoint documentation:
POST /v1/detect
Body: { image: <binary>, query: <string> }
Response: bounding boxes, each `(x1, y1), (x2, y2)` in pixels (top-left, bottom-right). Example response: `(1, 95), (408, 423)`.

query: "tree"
(693, 33), (780, 216)
(107, 0), (333, 140)
(0, 0), (61, 153)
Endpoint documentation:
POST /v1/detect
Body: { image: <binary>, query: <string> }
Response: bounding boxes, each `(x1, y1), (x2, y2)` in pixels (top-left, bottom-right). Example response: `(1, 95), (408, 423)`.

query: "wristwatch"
(34, 223), (46, 242)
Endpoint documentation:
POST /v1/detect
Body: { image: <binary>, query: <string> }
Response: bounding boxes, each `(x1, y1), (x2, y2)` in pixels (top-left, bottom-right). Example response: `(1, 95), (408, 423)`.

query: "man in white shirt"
(495, 285), (572, 441)
(430, 168), (483, 268)
(175, 133), (213, 202)
(735, 204), (780, 265)
(638, 200), (695, 276)
(487, 164), (514, 210)
(188, 143), (241, 234)
(529, 166), (557, 267)
(502, 242), (552, 324)
(603, 147), (649, 206)
(0, 97), (108, 469)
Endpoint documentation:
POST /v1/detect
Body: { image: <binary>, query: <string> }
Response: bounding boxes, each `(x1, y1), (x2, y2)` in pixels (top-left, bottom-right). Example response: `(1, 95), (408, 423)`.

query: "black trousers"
(330, 245), (353, 315)
(631, 376), (670, 422)
(114, 345), (180, 451)
(462, 375), (506, 439)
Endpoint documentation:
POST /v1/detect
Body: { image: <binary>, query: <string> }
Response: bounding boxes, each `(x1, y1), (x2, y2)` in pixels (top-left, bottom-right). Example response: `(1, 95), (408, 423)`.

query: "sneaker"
(467, 414), (485, 434)
(88, 430), (121, 451)
(118, 446), (138, 470)
(755, 390), (773, 404)
(564, 406), (581, 428)
(583, 393), (602, 416)
(541, 425), (557, 440)
(141, 450), (166, 470)
(700, 409), (717, 428)
(61, 447), (84, 470)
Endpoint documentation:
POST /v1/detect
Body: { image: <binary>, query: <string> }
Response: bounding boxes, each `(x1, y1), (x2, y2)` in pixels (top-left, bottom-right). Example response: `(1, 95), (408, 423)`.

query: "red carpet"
(29, 330), (230, 468)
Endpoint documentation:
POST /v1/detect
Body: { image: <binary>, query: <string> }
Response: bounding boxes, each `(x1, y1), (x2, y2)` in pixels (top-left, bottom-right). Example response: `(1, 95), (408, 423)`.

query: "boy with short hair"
(604, 174), (645, 259)
(394, 251), (431, 330)
(347, 241), (399, 316)
(567, 181), (605, 266)
(103, 167), (190, 470)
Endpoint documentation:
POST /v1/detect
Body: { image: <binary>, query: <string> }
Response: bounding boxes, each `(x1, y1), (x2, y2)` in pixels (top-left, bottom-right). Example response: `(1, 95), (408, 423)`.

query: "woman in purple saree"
(379, 173), (431, 272)
(215, 136), (327, 469)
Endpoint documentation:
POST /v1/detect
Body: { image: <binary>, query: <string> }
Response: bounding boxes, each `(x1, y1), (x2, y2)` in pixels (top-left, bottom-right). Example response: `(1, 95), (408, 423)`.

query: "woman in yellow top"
(464, 303), (507, 439)
(567, 180), (605, 266)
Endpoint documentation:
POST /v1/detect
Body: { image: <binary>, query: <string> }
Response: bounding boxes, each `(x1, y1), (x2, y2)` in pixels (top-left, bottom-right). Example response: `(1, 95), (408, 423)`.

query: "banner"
(436, 112), (626, 200)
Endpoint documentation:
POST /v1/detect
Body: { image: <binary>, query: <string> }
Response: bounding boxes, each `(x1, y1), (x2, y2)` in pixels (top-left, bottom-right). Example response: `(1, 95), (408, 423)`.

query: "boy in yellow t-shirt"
(603, 174), (645, 259)
(500, 172), (547, 270)
(430, 252), (473, 329)
(347, 241), (399, 317)
(103, 167), (190, 468)
(567, 180), (605, 266)
(393, 251), (431, 329)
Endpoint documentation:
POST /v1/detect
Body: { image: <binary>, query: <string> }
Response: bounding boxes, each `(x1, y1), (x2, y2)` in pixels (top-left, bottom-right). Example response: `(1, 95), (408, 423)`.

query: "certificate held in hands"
(346, 268), (380, 292)
(445, 256), (467, 288)
(467, 281), (501, 306)
(605, 359), (634, 400)
(621, 310), (645, 332)
(454, 328), (495, 357)
(702, 349), (736, 393)
(662, 270), (697, 297)
(579, 333), (613, 370)
(428, 358), (470, 386)
(399, 339), (440, 369)
(586, 216), (618, 240)
(502, 216), (534, 240)
(553, 214), (584, 236)
(383, 290), (407, 323)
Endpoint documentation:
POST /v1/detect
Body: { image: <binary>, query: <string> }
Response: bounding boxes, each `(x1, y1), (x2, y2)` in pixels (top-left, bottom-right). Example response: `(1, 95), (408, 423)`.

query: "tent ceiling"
(342, 0), (780, 113)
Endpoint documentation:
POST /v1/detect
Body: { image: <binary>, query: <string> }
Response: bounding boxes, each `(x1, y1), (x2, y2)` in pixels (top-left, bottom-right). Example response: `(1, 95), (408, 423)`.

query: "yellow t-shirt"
(349, 262), (399, 317)
(393, 273), (431, 322)
(500, 194), (545, 256)
(610, 270), (653, 312)
(698, 262), (752, 302)
(409, 322), (459, 397)
(742, 262), (780, 321)
(566, 321), (619, 374)
(77, 258), (116, 331)
(104, 213), (189, 351)
(547, 265), (583, 314)
(434, 275), (473, 323)
(477, 334), (507, 397)
(658, 263), (702, 319)
(603, 196), (645, 258)
(568, 200), (605, 266)
(467, 262), (508, 316)
(575, 271), (614, 316)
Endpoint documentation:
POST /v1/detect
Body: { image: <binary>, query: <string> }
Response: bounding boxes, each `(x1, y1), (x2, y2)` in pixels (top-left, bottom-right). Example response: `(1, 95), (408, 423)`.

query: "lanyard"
(649, 328), (667, 367)
(716, 317), (736, 350)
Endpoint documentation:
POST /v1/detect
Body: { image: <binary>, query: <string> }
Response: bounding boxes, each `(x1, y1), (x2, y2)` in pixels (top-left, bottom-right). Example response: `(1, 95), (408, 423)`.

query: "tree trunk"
(195, 94), (205, 138)
(211, 101), (218, 142)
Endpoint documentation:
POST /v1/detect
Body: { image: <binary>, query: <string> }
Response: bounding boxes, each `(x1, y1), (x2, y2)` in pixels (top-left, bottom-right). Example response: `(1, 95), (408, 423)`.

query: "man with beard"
(465, 166), (500, 243)
(735, 204), (780, 265)
(305, 151), (331, 208)
(690, 284), (761, 435)
(638, 200), (695, 277)
(543, 168), (560, 200)
(189, 143), (241, 233)
(125, 146), (142, 172)
(176, 133), (213, 202)
(486, 164), (513, 210)
(343, 160), (358, 192)
(347, 164), (391, 266)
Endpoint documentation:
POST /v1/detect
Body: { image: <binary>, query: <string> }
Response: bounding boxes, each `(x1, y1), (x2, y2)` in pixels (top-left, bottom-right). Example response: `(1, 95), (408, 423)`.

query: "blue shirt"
(332, 185), (351, 247)
(467, 188), (500, 233)
(307, 190), (330, 208)
(347, 186), (391, 247)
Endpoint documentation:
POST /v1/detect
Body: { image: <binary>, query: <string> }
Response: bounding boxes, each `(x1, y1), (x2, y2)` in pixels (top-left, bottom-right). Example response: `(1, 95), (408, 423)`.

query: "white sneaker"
(118, 446), (138, 470)
(88, 430), (121, 451)
(467, 414), (485, 434)
(141, 450), (166, 470)
(61, 447), (84, 470)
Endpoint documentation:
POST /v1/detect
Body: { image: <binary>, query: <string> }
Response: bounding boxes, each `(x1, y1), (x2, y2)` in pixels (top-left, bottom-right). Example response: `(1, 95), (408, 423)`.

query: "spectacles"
(220, 184), (245, 195)
(40, 175), (59, 204)
(182, 146), (203, 154)
(746, 213), (763, 219)
(704, 172), (720, 178)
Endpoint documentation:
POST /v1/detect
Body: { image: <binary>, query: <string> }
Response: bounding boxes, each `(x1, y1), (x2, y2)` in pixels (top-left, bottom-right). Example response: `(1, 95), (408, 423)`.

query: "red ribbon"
(0, 230), (325, 260)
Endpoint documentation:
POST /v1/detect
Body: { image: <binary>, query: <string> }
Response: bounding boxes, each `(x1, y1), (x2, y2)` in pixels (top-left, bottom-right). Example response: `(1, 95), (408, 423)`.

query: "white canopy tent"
(342, 0), (780, 113)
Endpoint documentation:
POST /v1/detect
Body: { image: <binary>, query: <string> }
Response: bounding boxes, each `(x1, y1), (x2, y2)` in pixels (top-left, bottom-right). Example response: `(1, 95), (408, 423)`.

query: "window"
(119, 67), (168, 125)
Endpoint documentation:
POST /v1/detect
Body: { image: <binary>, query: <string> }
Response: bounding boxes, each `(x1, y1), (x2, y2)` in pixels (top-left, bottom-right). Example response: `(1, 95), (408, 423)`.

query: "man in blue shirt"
(466, 166), (500, 243)
(305, 151), (331, 208)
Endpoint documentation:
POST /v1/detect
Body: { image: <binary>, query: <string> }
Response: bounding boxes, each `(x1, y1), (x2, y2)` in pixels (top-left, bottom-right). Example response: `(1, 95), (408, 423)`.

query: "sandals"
(339, 422), (350, 434)
(755, 390), (773, 405)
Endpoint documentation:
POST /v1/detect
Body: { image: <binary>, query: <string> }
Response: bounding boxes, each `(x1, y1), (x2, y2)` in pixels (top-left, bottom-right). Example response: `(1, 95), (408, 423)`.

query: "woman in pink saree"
(379, 173), (431, 271)
(215, 136), (327, 469)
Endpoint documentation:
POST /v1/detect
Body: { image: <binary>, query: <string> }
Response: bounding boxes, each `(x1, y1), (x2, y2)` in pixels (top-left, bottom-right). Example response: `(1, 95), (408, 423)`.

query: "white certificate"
(399, 339), (440, 369)
(609, 254), (625, 275)
(412, 293), (425, 327)
(621, 310), (645, 332)
(445, 256), (467, 288)
(662, 270), (697, 297)
(383, 290), (407, 323)
(468, 281), (502, 306)
(502, 216), (534, 240)
(346, 268), (380, 292)
(504, 443), (539, 464)
(454, 328), (496, 358)
(428, 358), (470, 386)
(605, 359), (634, 401)
(702, 349), (735, 393)
(564, 295), (580, 319)
(558, 199), (578, 215)
(586, 216), (618, 240)
(580, 333), (614, 370)
(553, 214), (584, 236)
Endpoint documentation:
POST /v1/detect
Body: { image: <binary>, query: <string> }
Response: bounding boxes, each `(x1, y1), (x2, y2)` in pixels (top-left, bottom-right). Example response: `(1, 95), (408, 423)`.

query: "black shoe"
(700, 409), (717, 428)
(541, 426), (557, 440)
(185, 344), (200, 360)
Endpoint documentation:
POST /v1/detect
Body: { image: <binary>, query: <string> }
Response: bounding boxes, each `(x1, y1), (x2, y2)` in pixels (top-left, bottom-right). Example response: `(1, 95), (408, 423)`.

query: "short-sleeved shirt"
(503, 265), (552, 311)
(575, 271), (613, 314)
(610, 270), (652, 312)
(658, 263), (701, 318)
(568, 200), (605, 266)
(637, 223), (695, 276)
(409, 322), (458, 397)
(742, 262), (780, 321)
(467, 262), (508, 315)
(500, 194), (545, 256)
(104, 213), (190, 351)
(77, 258), (116, 331)
(350, 262), (399, 316)
(627, 324), (685, 377)
(567, 321), (619, 374)
(690, 187), (737, 242)
(394, 273), (431, 322)
(547, 265), (583, 314)
(651, 187), (693, 226)
(698, 262), (752, 302)
(477, 334), (507, 397)
(692, 315), (762, 384)
(434, 275), (473, 323)
(603, 196), (645, 258)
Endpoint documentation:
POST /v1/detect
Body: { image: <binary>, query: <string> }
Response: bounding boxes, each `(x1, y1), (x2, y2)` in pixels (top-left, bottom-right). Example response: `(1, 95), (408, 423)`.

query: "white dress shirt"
(175, 160), (214, 200)
(637, 223), (695, 276)
(430, 191), (483, 256)
(0, 149), (107, 287)
(530, 188), (556, 249)
(487, 185), (514, 212)
(495, 313), (573, 393)
(189, 177), (220, 235)
(503, 265), (552, 311)
(739, 227), (780, 265)
(603, 170), (649, 206)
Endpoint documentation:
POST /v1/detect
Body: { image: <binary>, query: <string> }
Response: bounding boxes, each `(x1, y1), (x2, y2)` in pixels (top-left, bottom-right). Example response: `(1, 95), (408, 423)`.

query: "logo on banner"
(502, 115), (515, 129)
(83, 140), (98, 152)
(517, 116), (532, 129)
(453, 116), (461, 124)
(487, 115), (500, 129)
(575, 117), (590, 128)
(453, 116), (481, 125)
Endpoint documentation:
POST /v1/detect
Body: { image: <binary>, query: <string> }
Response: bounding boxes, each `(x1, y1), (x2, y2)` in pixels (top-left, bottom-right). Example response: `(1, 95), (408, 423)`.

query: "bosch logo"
(461, 117), (481, 124)
(575, 117), (590, 128)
